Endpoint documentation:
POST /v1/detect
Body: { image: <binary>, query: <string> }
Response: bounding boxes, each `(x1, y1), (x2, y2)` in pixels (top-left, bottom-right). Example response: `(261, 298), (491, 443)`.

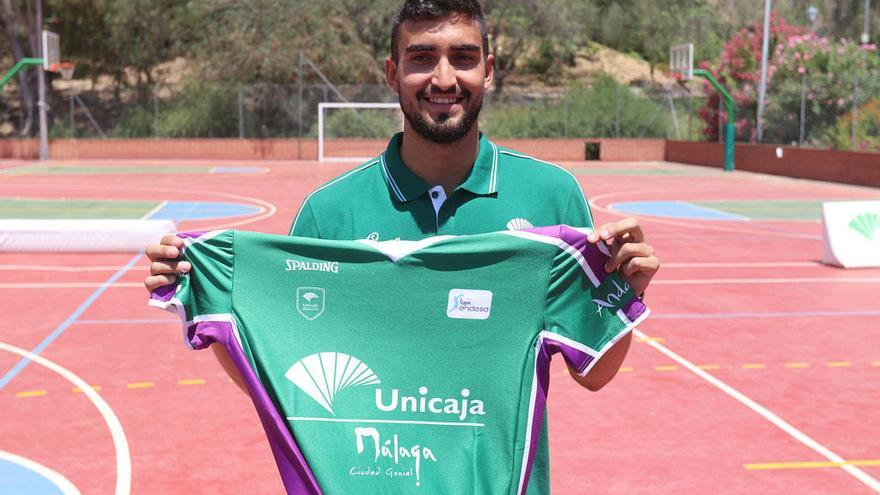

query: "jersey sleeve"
(289, 200), (321, 238)
(542, 226), (648, 377)
(148, 230), (234, 349)
(563, 179), (594, 229)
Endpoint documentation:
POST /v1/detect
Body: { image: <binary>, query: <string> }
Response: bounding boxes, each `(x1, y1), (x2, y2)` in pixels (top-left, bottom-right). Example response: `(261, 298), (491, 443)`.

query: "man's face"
(386, 14), (494, 143)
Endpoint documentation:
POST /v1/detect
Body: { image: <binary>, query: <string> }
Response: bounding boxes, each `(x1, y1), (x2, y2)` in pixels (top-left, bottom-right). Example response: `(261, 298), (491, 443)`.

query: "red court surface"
(1, 158), (879, 494)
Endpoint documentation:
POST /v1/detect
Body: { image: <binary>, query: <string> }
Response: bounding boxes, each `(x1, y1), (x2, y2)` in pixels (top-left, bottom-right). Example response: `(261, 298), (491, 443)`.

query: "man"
(145, 1), (659, 492)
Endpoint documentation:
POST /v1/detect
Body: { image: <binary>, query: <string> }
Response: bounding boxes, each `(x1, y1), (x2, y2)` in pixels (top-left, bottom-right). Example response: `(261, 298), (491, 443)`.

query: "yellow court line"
(697, 364), (720, 370)
(72, 385), (102, 393)
(743, 364), (767, 369)
(745, 459), (880, 470)
(827, 361), (851, 367)
(177, 379), (206, 385)
(126, 382), (155, 389)
(654, 365), (678, 372)
(784, 362), (810, 369)
(637, 337), (665, 343)
(618, 367), (634, 372)
(872, 361), (880, 367)
(16, 390), (47, 398)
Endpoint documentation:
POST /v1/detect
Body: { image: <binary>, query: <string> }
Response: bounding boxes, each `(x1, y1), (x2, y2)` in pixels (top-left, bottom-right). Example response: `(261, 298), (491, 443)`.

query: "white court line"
(663, 262), (822, 268)
(0, 450), (80, 494)
(633, 329), (880, 492)
(0, 282), (142, 289)
(0, 265), (142, 272)
(140, 200), (168, 220)
(0, 341), (131, 495)
(654, 277), (880, 285)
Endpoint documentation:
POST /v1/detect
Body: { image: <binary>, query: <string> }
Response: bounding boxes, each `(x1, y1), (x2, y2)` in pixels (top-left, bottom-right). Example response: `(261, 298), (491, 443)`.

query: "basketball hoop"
(49, 62), (76, 80)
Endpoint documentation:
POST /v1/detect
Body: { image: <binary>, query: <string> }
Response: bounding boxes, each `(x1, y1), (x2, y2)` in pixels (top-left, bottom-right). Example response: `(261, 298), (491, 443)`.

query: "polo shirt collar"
(380, 132), (500, 203)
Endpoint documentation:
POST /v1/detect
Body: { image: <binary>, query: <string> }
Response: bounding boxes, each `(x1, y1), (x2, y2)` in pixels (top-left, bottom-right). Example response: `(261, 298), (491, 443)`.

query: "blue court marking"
(0, 253), (143, 390)
(0, 460), (68, 495)
(210, 166), (264, 174)
(147, 201), (262, 222)
(609, 201), (749, 221)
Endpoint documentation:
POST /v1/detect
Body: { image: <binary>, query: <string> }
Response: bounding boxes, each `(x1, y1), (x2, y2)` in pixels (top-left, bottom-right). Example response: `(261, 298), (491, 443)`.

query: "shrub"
(482, 74), (670, 138)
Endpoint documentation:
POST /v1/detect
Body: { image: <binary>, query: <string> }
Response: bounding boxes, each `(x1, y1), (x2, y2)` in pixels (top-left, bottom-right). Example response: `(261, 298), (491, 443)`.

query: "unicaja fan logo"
(848, 212), (879, 240)
(285, 352), (380, 415)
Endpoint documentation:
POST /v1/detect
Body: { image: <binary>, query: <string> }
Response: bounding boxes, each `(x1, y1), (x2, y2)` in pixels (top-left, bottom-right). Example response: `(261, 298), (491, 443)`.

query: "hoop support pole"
(693, 69), (735, 172)
(0, 58), (43, 90)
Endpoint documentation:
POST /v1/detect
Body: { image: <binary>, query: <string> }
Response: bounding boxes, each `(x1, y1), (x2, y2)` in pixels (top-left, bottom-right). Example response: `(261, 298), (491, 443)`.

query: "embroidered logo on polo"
(296, 287), (326, 320)
(506, 218), (534, 230)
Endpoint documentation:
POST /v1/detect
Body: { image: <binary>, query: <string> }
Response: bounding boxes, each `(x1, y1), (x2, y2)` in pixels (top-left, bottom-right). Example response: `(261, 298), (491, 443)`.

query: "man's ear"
(483, 53), (495, 90)
(385, 57), (399, 94)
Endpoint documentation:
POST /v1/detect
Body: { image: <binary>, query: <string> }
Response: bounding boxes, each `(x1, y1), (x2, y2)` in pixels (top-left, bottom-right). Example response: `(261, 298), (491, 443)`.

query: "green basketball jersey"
(150, 226), (648, 495)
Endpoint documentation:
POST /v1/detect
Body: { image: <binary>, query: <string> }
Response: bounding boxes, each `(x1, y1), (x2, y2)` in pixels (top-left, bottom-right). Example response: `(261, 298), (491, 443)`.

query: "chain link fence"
(19, 74), (880, 152)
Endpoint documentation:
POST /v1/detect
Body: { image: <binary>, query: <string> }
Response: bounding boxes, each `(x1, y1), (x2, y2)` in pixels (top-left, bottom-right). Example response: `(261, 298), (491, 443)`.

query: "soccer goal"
(317, 102), (403, 162)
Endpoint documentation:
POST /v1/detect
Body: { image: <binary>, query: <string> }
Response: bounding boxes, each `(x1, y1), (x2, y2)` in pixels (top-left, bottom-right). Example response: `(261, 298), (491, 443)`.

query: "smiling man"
(145, 0), (659, 493)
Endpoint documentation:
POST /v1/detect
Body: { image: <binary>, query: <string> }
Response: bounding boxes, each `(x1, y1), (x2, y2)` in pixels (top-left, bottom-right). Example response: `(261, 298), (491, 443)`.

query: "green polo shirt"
(290, 133), (593, 240)
(289, 132), (594, 495)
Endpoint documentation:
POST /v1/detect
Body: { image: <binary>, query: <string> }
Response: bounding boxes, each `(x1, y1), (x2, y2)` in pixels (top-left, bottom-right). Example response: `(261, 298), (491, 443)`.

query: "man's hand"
(587, 217), (659, 297)
(144, 235), (191, 293)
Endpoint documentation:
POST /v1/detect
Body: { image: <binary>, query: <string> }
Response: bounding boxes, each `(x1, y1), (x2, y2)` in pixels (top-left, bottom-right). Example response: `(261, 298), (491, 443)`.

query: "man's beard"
(399, 87), (483, 144)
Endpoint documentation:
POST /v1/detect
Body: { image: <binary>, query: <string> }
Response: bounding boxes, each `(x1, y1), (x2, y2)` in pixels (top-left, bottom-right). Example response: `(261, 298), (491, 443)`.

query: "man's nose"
(431, 57), (456, 91)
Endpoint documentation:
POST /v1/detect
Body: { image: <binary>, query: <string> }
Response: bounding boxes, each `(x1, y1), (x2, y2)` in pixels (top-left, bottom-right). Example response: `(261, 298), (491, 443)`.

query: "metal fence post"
(563, 91), (569, 138)
(799, 75), (807, 146)
(153, 87), (159, 138)
(852, 76), (859, 144)
(238, 85), (244, 139)
(70, 93), (75, 137)
(615, 85), (621, 137)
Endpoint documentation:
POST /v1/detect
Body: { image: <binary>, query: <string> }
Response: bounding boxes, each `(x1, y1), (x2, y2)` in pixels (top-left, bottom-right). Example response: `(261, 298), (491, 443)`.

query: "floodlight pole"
(756, 0), (771, 143)
(693, 69), (735, 171)
(863, 0), (872, 44)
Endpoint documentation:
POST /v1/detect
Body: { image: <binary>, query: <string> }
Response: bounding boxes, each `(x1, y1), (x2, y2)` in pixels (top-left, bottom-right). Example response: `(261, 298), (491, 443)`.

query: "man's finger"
(620, 254), (660, 278)
(144, 274), (177, 292)
(588, 217), (644, 243)
(150, 260), (191, 276)
(161, 234), (183, 247)
(605, 242), (655, 273)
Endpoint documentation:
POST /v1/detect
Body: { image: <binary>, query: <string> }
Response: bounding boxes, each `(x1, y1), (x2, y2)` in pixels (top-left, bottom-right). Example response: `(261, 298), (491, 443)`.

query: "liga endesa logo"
(446, 289), (493, 320)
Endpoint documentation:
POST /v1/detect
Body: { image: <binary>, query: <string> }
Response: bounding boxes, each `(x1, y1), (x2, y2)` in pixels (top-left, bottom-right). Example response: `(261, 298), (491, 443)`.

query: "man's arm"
(568, 333), (632, 391)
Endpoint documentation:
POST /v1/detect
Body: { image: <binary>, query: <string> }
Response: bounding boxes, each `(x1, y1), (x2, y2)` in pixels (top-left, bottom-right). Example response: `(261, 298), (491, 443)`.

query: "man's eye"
(412, 54), (432, 62)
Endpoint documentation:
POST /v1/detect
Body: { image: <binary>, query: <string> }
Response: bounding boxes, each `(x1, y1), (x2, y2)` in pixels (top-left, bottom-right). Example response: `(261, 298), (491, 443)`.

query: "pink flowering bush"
(699, 13), (880, 148)
(764, 34), (880, 146)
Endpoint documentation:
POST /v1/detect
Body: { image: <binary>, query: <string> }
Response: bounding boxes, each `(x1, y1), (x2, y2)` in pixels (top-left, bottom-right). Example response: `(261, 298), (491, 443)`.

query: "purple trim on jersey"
(188, 319), (322, 495)
(150, 284), (176, 303)
(524, 225), (609, 286)
(177, 231), (209, 241)
(520, 341), (552, 495)
(622, 297), (648, 323)
(519, 335), (596, 494)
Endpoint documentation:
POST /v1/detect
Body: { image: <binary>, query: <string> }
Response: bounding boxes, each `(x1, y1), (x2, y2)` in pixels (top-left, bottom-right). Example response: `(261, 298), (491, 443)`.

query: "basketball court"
(1, 155), (878, 494)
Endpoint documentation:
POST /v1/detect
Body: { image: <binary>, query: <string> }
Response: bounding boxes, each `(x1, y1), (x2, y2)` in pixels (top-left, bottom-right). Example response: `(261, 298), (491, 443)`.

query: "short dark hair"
(390, 0), (490, 62)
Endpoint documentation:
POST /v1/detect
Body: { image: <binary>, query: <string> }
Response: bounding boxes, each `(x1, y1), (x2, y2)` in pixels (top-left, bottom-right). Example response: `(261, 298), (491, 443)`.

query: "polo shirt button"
(431, 191), (439, 199)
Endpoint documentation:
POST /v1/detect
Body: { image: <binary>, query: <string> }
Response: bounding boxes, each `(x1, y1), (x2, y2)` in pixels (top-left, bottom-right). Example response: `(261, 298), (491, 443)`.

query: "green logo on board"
(848, 212), (879, 240)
